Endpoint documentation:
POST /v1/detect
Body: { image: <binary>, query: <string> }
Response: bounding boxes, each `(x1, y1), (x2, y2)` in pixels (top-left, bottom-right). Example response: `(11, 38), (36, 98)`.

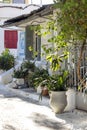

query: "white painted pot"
(49, 91), (67, 114)
(64, 88), (76, 112)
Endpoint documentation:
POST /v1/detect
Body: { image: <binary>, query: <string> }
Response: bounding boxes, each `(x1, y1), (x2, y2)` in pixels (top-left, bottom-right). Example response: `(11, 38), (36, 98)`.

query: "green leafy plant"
(42, 70), (69, 91)
(31, 68), (49, 88)
(0, 49), (15, 71)
(13, 61), (36, 87)
(19, 60), (36, 86)
(13, 66), (28, 79)
(21, 60), (35, 72)
(39, 70), (69, 100)
(39, 0), (87, 89)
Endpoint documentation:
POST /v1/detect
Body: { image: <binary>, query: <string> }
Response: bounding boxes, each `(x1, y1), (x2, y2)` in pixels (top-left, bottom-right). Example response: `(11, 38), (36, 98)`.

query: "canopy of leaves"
(54, 0), (87, 41)
(42, 0), (87, 71)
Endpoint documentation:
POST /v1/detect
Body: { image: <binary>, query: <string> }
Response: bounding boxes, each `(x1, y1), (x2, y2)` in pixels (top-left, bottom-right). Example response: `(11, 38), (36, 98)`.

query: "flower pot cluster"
(31, 68), (75, 113)
(12, 61), (76, 114)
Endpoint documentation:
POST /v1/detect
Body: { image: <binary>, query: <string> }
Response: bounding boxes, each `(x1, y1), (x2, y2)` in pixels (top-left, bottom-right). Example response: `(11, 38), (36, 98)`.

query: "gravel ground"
(0, 84), (87, 130)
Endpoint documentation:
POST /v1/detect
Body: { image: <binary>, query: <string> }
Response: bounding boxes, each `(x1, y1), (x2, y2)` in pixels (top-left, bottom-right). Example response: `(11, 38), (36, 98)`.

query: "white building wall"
(0, 7), (22, 19)
(0, 4), (40, 58)
(0, 28), (4, 54)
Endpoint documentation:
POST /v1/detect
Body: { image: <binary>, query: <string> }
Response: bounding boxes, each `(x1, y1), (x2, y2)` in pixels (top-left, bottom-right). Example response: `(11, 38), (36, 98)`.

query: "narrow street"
(0, 85), (70, 130)
(0, 85), (87, 130)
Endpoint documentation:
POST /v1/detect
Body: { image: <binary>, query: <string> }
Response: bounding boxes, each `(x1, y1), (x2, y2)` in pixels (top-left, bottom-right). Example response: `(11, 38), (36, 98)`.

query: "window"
(0, 0), (25, 3)
(12, 0), (25, 3)
(4, 30), (18, 49)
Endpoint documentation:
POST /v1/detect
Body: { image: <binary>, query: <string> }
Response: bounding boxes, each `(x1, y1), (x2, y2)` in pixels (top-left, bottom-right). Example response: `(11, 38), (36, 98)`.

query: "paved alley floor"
(0, 85), (87, 130)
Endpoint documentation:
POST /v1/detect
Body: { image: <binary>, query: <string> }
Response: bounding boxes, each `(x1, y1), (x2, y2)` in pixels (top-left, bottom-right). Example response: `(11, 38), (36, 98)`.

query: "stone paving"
(0, 84), (87, 130)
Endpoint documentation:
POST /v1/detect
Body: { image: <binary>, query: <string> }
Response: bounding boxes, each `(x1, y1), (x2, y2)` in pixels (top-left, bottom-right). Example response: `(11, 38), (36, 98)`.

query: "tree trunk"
(77, 40), (86, 86)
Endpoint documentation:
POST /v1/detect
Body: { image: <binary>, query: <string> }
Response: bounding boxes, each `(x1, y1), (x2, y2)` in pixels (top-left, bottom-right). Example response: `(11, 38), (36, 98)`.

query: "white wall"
(0, 4), (40, 59)
(0, 28), (4, 54)
(0, 4), (40, 20)
(0, 7), (22, 19)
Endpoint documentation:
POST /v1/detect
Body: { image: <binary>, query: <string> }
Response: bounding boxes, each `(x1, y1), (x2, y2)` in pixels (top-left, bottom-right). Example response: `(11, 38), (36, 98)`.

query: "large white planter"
(76, 92), (87, 111)
(49, 91), (67, 114)
(64, 88), (76, 112)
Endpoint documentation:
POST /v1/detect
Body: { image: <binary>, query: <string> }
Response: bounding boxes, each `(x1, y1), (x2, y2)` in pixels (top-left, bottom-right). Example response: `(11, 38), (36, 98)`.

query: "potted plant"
(20, 60), (36, 87)
(31, 68), (49, 96)
(12, 66), (28, 88)
(44, 70), (69, 113)
(37, 79), (49, 97)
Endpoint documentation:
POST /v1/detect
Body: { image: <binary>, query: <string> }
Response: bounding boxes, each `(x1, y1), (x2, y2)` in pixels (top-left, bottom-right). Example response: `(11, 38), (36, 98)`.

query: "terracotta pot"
(37, 86), (48, 96)
(42, 87), (49, 96)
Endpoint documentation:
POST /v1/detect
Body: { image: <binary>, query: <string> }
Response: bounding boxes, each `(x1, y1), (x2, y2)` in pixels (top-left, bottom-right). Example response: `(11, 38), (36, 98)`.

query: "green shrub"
(31, 68), (49, 88)
(0, 49), (15, 71)
(21, 60), (35, 72)
(42, 70), (69, 91)
(13, 66), (28, 79)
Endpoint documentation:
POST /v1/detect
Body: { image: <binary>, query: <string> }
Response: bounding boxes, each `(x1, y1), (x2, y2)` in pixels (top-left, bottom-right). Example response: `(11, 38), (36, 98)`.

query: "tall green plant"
(42, 0), (87, 84)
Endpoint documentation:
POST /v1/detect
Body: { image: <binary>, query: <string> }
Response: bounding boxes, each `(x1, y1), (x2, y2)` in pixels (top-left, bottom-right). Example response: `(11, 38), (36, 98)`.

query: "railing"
(67, 66), (87, 90)
(77, 71), (87, 92)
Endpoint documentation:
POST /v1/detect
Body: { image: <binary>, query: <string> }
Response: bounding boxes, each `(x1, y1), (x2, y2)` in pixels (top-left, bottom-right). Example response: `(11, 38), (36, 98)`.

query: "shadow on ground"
(3, 124), (16, 130)
(55, 110), (87, 129)
(0, 87), (49, 107)
(28, 112), (70, 130)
